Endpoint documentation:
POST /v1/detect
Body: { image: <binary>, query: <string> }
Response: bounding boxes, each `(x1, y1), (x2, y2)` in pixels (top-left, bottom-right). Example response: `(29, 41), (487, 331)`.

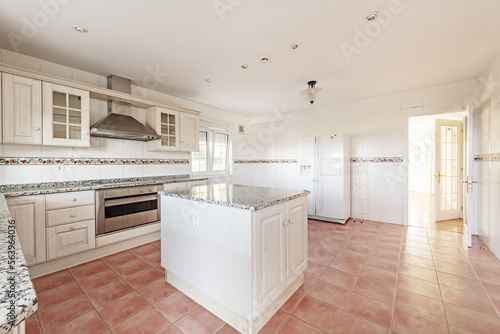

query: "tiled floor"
(25, 219), (500, 333)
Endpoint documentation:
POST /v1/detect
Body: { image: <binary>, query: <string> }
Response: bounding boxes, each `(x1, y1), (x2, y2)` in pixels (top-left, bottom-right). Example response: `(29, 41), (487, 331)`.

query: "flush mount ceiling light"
(73, 25), (88, 33)
(241, 64), (248, 69)
(291, 43), (299, 50)
(365, 12), (378, 21)
(205, 79), (212, 83)
(300, 80), (323, 105)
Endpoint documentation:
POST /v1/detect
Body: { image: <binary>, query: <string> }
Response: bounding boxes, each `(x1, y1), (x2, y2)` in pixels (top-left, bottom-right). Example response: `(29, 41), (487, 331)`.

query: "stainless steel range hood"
(90, 75), (159, 141)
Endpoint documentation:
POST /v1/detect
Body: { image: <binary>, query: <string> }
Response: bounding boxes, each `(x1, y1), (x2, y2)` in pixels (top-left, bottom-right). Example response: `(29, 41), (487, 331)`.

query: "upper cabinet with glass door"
(42, 83), (90, 147)
(146, 107), (180, 151)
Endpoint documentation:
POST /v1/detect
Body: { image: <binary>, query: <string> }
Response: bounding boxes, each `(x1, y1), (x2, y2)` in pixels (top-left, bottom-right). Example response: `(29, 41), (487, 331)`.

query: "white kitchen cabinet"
(253, 196), (307, 310)
(180, 113), (199, 152)
(6, 196), (46, 266)
(46, 220), (95, 261)
(146, 107), (179, 151)
(2, 73), (42, 144)
(45, 191), (95, 260)
(42, 82), (90, 147)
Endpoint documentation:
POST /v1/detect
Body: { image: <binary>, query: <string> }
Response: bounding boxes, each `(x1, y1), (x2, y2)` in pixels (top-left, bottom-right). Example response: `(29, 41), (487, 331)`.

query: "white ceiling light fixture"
(300, 80), (322, 105)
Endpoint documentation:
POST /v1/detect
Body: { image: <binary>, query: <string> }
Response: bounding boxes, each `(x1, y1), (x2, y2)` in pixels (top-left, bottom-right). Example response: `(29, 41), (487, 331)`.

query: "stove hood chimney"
(90, 75), (159, 141)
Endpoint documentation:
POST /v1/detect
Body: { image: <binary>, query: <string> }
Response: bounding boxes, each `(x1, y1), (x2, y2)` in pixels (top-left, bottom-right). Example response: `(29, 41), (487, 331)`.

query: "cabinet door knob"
(70, 213), (76, 218)
(33, 127), (40, 131)
(288, 219), (294, 224)
(282, 221), (288, 226)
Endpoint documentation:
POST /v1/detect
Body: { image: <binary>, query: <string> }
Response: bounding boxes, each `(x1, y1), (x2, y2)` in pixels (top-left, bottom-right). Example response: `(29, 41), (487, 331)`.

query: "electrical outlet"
(192, 210), (200, 228)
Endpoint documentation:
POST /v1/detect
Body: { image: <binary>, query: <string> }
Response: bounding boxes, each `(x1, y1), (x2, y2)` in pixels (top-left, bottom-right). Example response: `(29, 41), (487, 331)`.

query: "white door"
(462, 107), (478, 247)
(316, 136), (344, 219)
(434, 120), (463, 221)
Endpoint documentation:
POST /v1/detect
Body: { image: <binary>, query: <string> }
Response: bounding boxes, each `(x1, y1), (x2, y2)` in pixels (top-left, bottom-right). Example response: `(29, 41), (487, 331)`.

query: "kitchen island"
(160, 184), (309, 334)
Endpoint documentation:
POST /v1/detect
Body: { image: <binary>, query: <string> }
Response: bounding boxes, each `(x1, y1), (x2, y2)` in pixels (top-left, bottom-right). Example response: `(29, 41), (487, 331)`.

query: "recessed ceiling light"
(291, 43), (299, 50)
(241, 64), (248, 69)
(260, 55), (269, 63)
(205, 79), (211, 83)
(73, 25), (88, 33)
(365, 12), (378, 21)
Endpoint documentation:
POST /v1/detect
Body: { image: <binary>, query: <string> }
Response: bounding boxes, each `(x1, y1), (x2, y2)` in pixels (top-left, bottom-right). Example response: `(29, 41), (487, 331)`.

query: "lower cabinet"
(253, 196), (307, 311)
(46, 220), (95, 260)
(6, 196), (46, 266)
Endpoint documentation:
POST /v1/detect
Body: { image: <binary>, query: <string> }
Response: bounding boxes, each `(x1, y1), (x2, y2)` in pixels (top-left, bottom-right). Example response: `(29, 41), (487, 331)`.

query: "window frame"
(191, 126), (231, 175)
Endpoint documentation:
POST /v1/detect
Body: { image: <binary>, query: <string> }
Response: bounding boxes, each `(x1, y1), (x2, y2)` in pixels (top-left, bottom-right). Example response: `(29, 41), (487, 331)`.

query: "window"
(192, 128), (230, 174)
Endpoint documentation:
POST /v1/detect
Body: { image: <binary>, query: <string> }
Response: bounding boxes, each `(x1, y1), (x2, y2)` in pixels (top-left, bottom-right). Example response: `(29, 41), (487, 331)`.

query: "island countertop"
(0, 195), (37, 334)
(160, 183), (310, 211)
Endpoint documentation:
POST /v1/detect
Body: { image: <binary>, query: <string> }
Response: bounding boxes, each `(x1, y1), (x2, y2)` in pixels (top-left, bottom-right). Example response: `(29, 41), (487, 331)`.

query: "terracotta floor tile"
(397, 275), (441, 300)
(175, 306), (225, 334)
(302, 275), (317, 292)
(122, 266), (164, 289)
(401, 246), (433, 259)
(365, 255), (399, 273)
(280, 289), (305, 313)
(47, 311), (107, 334)
(434, 260), (476, 279)
(449, 326), (474, 334)
(431, 244), (464, 257)
(291, 295), (342, 333)
(74, 268), (122, 292)
(38, 295), (94, 332)
(444, 303), (500, 334)
(97, 291), (149, 328)
(307, 279), (351, 309)
(395, 289), (446, 322)
(129, 243), (160, 258)
(37, 280), (83, 312)
(318, 238), (344, 254)
(328, 257), (364, 275)
(159, 325), (183, 334)
(399, 262), (437, 283)
(137, 278), (177, 304)
(369, 248), (400, 262)
(469, 258), (500, 274)
(441, 286), (497, 317)
(86, 280), (133, 308)
(482, 281), (500, 300)
(154, 291), (198, 322)
(399, 253), (435, 270)
(111, 258), (150, 277)
(334, 311), (390, 334)
(354, 277), (396, 304)
(360, 266), (397, 287)
(259, 309), (288, 334)
(305, 261), (327, 278)
(336, 249), (369, 263)
(319, 267), (358, 290)
(101, 251), (138, 268)
(25, 313), (40, 334)
(342, 243), (372, 254)
(139, 250), (162, 267)
(150, 239), (161, 248)
(275, 316), (323, 334)
(32, 270), (74, 294)
(68, 259), (109, 281)
(111, 307), (170, 334)
(392, 307), (448, 334)
(432, 252), (469, 267)
(402, 240), (431, 251)
(475, 268), (500, 285)
(344, 293), (393, 328)
(217, 324), (240, 334)
(308, 243), (337, 266)
(437, 272), (484, 294)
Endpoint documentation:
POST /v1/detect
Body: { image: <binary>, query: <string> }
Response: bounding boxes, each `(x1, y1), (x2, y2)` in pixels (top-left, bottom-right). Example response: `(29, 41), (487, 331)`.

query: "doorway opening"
(408, 111), (465, 232)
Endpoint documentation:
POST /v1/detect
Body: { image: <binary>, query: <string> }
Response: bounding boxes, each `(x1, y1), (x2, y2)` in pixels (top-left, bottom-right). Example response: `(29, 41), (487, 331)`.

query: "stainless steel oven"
(96, 184), (163, 236)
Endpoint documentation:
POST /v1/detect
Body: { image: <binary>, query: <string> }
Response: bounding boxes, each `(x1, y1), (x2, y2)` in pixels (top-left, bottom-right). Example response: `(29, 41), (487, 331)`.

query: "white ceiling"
(1, 0), (500, 116)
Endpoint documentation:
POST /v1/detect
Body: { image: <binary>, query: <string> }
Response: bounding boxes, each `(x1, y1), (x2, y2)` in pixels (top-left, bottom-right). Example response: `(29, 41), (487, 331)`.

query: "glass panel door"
(51, 91), (83, 139)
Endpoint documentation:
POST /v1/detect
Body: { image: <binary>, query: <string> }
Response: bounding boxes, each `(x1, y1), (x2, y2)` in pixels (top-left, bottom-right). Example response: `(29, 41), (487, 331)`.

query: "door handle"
(433, 171), (446, 184)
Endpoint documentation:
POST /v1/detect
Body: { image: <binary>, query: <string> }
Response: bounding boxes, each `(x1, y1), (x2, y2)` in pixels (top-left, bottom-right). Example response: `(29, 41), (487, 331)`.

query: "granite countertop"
(0, 195), (37, 333)
(160, 183), (310, 211)
(0, 175), (207, 197)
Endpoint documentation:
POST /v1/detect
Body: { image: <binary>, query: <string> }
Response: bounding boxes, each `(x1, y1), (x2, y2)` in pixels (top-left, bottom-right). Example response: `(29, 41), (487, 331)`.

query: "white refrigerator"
(298, 134), (350, 224)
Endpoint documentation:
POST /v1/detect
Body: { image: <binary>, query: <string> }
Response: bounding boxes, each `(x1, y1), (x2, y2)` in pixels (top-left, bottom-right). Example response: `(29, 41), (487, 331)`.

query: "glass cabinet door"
(160, 111), (177, 147)
(43, 83), (90, 147)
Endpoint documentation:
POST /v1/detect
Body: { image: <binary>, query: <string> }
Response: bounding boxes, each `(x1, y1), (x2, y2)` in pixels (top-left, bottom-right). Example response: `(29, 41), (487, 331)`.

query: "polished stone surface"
(160, 183), (310, 211)
(0, 195), (37, 333)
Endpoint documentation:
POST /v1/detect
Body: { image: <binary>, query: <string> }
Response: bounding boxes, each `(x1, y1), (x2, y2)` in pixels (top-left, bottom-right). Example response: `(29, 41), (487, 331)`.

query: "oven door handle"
(105, 195), (158, 207)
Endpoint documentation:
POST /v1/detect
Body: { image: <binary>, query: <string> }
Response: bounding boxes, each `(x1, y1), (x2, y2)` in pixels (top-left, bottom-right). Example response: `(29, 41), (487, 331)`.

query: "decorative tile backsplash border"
(351, 157), (403, 163)
(474, 154), (500, 162)
(234, 159), (298, 164)
(0, 157), (190, 165)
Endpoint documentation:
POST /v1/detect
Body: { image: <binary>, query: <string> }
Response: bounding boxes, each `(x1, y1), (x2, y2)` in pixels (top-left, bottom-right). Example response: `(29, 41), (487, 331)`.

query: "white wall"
(0, 48), (249, 184)
(475, 55), (500, 258)
(231, 79), (477, 225)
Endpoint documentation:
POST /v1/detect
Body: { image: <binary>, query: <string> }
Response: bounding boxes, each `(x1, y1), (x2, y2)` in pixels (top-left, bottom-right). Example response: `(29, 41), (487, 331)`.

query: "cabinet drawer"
(46, 205), (95, 227)
(46, 191), (95, 210)
(46, 220), (95, 260)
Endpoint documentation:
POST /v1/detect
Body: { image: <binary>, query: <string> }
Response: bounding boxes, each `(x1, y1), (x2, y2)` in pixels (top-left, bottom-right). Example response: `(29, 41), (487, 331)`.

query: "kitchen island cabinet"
(160, 184), (309, 334)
